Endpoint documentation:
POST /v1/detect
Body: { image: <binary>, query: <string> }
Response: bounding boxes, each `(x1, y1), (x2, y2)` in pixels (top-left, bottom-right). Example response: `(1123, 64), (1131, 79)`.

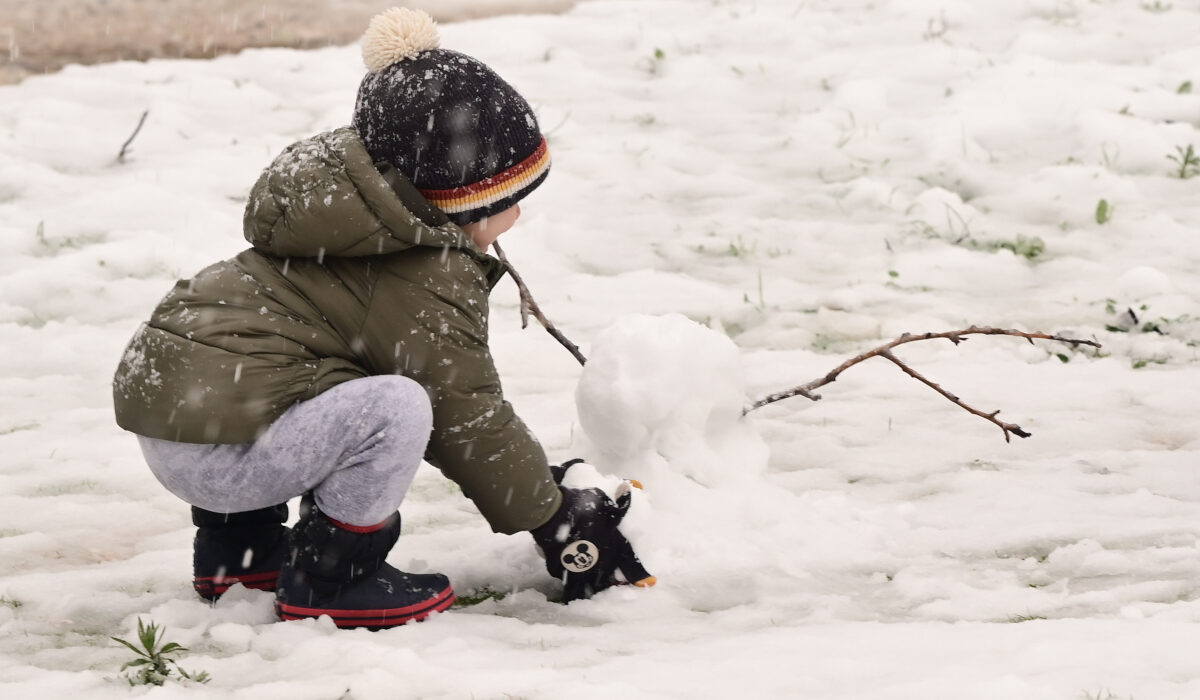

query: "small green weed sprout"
(1094, 199), (1112, 225)
(1132, 357), (1169, 369)
(903, 212), (1046, 260)
(989, 234), (1045, 259)
(922, 11), (949, 41)
(639, 48), (667, 76)
(633, 113), (657, 127)
(727, 234), (757, 257)
(1099, 143), (1121, 172)
(1101, 303), (1194, 368)
(1167, 144), (1200, 179)
(452, 587), (510, 607)
(33, 220), (105, 254)
(743, 269), (766, 312)
(695, 233), (780, 258)
(111, 619), (210, 686)
(1178, 80), (1193, 94)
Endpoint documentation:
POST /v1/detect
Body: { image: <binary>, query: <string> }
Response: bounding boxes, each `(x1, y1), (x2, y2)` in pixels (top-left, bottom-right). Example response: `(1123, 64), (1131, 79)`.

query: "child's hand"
(530, 480), (655, 602)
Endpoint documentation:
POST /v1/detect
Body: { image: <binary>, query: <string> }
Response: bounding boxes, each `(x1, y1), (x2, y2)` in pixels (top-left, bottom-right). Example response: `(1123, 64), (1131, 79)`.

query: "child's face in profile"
(463, 205), (521, 252)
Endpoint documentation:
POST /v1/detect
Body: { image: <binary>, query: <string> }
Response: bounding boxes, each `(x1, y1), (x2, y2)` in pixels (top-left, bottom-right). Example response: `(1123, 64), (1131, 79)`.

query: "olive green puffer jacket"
(112, 127), (560, 533)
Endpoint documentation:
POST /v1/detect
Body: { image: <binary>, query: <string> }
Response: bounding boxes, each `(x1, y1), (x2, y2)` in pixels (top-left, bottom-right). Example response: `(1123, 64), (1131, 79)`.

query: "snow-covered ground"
(3, 0), (1200, 697)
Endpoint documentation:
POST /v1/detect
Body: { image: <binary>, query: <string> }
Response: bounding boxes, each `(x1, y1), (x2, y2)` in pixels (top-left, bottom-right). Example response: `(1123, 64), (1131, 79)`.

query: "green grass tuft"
(111, 619), (209, 686)
(1167, 144), (1200, 179)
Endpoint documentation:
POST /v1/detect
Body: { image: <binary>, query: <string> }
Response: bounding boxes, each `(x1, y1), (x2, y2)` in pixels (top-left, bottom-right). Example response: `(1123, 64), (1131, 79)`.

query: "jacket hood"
(243, 127), (477, 258)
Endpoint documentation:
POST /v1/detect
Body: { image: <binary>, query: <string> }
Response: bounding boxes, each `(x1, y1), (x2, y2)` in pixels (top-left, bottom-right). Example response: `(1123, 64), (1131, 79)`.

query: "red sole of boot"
(276, 586), (456, 628)
(195, 570), (281, 600)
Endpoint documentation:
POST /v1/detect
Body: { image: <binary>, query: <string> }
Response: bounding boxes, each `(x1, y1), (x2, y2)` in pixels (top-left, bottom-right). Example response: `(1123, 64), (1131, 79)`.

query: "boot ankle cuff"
(192, 504), (289, 528)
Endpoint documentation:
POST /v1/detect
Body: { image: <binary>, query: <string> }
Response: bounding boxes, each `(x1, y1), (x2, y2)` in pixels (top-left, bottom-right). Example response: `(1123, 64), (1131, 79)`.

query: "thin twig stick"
(744, 326), (1101, 442)
(117, 110), (149, 163)
(491, 241), (588, 365)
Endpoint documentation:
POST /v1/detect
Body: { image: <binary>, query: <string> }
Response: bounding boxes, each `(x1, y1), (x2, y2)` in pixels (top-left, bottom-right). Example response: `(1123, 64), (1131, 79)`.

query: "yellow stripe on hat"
(420, 138), (550, 214)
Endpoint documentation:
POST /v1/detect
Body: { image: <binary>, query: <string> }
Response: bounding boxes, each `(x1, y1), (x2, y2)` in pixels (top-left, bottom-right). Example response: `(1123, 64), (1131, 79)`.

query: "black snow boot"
(275, 498), (454, 629)
(192, 504), (290, 601)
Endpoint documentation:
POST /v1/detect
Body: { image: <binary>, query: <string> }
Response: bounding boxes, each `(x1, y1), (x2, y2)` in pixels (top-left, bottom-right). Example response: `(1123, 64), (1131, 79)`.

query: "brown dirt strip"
(0, 0), (572, 85)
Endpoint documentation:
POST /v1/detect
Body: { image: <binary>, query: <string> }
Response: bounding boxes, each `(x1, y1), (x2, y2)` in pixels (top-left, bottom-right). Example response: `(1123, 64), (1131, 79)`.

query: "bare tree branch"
(117, 110), (149, 164)
(491, 241), (588, 365)
(744, 326), (1101, 441)
(479, 259), (1097, 443)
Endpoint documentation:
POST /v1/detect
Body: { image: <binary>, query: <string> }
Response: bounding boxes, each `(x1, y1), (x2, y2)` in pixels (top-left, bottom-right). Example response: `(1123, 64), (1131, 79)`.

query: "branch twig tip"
(745, 326), (1096, 442)
(492, 241), (587, 366)
(117, 110), (149, 164)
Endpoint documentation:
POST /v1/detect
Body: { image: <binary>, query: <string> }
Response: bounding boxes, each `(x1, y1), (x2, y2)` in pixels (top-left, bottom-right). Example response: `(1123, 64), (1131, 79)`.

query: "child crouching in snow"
(111, 7), (652, 628)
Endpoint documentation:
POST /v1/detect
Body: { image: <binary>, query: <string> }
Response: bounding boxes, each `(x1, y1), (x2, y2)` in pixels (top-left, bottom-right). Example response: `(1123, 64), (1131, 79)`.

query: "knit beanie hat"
(352, 8), (550, 227)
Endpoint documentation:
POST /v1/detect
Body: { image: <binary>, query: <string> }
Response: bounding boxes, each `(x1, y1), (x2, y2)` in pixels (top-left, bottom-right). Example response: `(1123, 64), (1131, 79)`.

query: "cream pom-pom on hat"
(361, 7), (440, 72)
(352, 7), (551, 227)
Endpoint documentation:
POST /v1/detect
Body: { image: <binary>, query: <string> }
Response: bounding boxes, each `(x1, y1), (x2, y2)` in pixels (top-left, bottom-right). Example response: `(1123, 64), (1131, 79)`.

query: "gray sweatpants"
(138, 375), (433, 527)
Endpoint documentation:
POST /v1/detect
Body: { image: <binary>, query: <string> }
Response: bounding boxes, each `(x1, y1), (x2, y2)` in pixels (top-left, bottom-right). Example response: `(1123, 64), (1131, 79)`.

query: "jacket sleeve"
(363, 248), (562, 534)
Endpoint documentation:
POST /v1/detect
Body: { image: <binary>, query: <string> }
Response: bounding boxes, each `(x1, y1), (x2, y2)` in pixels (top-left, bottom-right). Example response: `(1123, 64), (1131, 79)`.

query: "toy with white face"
(561, 540), (598, 573)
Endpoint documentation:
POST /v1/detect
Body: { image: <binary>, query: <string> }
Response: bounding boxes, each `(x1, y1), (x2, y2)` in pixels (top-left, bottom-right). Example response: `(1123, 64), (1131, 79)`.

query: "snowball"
(361, 7), (440, 72)
(575, 314), (768, 489)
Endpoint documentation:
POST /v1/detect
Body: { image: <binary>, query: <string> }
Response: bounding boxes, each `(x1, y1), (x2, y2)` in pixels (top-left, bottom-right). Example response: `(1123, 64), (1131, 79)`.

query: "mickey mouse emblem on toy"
(561, 540), (598, 573)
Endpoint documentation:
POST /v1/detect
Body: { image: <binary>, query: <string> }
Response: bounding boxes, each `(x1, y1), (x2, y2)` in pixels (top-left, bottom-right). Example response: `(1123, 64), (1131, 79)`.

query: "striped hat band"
(419, 138), (550, 215)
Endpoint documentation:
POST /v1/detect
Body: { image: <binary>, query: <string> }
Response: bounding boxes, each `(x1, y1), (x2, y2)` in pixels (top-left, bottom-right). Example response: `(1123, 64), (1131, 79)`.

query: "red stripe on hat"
(419, 137), (548, 204)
